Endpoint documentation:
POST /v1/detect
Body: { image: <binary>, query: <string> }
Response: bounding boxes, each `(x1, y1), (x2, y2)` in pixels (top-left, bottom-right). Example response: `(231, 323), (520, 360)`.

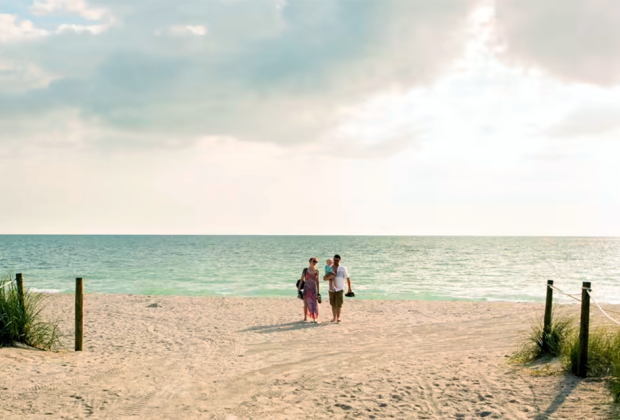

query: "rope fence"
(544, 280), (620, 378)
(546, 281), (620, 319)
(587, 290), (620, 326)
(547, 284), (581, 302)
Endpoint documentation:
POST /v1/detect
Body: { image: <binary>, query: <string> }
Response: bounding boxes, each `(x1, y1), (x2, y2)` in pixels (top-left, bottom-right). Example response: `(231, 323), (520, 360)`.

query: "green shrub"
(0, 274), (61, 350)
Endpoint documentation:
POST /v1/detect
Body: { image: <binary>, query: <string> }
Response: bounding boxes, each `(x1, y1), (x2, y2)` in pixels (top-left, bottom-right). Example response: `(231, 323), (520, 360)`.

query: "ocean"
(0, 235), (619, 303)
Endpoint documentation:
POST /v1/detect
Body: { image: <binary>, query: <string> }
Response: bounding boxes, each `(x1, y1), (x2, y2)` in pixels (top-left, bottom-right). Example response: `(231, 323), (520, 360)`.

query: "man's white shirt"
(333, 266), (349, 292)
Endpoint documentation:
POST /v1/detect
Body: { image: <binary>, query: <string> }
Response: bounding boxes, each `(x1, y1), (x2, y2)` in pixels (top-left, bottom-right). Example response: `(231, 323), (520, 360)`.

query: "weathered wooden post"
(578, 281), (591, 378)
(15, 273), (25, 311)
(542, 280), (554, 353)
(75, 278), (84, 352)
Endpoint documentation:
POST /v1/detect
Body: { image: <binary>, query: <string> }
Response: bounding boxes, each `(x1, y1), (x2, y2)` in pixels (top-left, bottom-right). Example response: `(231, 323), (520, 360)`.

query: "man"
(323, 254), (353, 323)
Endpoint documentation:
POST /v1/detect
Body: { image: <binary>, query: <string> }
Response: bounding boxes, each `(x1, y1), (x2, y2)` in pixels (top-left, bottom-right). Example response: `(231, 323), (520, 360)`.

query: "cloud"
(544, 103), (620, 138)
(494, 0), (620, 86)
(324, 129), (423, 160)
(30, 0), (109, 21)
(155, 25), (208, 37)
(56, 23), (111, 34)
(0, 14), (48, 42)
(0, 0), (479, 157)
(169, 25), (207, 36)
(0, 59), (57, 92)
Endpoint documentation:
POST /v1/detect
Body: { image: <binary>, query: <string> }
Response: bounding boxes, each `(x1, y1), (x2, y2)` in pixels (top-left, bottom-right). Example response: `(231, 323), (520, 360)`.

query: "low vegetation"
(513, 307), (620, 403)
(0, 274), (61, 350)
(564, 326), (620, 401)
(512, 309), (575, 363)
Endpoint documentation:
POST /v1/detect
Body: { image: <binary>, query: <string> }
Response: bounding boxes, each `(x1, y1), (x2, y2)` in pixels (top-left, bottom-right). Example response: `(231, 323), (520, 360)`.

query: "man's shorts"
(329, 290), (344, 308)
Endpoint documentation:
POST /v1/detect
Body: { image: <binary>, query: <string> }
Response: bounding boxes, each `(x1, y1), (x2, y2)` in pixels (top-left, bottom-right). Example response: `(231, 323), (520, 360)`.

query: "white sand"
(1, 294), (617, 419)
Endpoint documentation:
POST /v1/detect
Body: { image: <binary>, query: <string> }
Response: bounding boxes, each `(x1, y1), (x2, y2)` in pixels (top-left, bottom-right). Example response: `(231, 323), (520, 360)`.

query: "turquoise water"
(1, 236), (619, 303)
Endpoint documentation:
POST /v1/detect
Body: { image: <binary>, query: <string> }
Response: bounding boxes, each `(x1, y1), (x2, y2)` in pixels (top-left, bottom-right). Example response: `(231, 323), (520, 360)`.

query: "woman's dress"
(303, 270), (319, 320)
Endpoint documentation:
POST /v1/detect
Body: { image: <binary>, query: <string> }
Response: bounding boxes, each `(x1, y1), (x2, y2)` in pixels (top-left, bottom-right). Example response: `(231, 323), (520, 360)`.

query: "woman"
(298, 257), (320, 323)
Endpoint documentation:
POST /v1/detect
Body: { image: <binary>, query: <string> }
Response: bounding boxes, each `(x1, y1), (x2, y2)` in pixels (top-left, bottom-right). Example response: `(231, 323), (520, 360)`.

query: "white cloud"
(0, 14), (48, 43)
(30, 0), (109, 21)
(322, 90), (429, 159)
(157, 25), (208, 37)
(545, 104), (620, 139)
(56, 23), (111, 35)
(175, 25), (207, 36)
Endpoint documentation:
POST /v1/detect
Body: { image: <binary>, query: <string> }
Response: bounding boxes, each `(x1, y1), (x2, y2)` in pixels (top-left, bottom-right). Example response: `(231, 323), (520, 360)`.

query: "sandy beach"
(1, 294), (617, 419)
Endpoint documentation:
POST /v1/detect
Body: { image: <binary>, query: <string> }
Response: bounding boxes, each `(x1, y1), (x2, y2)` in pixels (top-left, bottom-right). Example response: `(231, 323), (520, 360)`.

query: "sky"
(0, 0), (619, 235)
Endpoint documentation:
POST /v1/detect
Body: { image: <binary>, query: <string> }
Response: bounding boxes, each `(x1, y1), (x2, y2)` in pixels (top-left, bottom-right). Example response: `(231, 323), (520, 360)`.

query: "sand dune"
(1, 295), (617, 419)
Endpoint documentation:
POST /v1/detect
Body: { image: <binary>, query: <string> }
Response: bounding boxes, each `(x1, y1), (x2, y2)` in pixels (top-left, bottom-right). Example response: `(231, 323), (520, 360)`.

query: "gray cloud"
(495, 0), (620, 86)
(0, 0), (477, 156)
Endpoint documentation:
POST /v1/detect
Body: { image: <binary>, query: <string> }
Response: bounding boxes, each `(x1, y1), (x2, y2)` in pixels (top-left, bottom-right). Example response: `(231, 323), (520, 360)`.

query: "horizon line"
(1, 234), (619, 238)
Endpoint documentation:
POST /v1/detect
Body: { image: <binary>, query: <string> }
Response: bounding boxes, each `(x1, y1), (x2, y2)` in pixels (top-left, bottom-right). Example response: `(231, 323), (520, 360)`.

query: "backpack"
(296, 268), (307, 289)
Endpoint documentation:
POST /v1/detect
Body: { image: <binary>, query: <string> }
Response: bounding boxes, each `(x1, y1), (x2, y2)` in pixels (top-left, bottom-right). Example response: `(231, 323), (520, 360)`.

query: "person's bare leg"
(331, 304), (337, 322)
(336, 304), (342, 322)
(312, 299), (317, 323)
(303, 301), (307, 321)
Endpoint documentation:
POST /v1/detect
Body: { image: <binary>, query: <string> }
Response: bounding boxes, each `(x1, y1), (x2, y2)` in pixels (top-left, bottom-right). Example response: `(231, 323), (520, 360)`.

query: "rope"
(598, 306), (620, 316)
(547, 284), (581, 302)
(548, 283), (620, 314)
(0, 278), (14, 289)
(1, 276), (45, 290)
(588, 290), (620, 326)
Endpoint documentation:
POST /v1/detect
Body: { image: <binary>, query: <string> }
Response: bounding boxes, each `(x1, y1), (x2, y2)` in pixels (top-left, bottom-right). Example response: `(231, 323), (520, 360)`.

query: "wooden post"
(578, 281), (591, 378)
(75, 278), (84, 352)
(542, 280), (554, 353)
(15, 273), (25, 312)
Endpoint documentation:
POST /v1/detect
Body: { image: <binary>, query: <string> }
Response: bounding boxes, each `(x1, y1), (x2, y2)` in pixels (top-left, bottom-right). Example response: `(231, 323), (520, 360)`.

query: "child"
(324, 259), (335, 292)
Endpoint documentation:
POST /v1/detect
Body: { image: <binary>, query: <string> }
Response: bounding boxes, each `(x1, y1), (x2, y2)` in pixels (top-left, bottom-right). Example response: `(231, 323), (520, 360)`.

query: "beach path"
(1, 295), (617, 419)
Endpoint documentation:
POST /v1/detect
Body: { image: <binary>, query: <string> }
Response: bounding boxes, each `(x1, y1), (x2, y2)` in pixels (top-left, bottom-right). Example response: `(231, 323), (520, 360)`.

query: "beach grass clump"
(563, 326), (620, 401)
(512, 309), (575, 363)
(0, 274), (61, 350)
(514, 312), (620, 404)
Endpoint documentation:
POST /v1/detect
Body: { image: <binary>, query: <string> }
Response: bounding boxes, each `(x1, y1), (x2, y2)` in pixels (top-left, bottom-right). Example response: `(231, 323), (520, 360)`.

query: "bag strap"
(301, 267), (307, 279)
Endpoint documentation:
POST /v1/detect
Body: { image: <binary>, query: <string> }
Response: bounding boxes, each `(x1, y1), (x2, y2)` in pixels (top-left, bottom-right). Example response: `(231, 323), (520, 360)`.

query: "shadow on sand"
(241, 321), (328, 333)
(534, 374), (582, 420)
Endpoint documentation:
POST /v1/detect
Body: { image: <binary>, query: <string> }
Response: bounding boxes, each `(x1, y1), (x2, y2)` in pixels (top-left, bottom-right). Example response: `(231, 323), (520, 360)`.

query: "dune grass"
(513, 307), (620, 402)
(564, 326), (620, 401)
(511, 308), (575, 363)
(0, 274), (61, 350)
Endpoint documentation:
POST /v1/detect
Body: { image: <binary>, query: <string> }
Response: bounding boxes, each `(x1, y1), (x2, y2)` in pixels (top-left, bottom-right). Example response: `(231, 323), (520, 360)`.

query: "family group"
(297, 254), (354, 323)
